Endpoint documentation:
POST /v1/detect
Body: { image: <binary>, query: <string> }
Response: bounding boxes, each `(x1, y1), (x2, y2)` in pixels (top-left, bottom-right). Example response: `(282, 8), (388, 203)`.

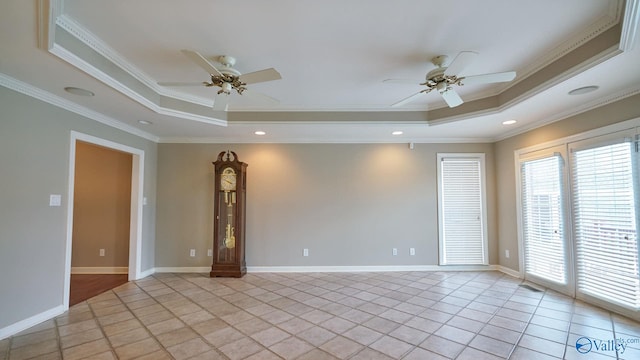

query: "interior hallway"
(69, 274), (129, 307)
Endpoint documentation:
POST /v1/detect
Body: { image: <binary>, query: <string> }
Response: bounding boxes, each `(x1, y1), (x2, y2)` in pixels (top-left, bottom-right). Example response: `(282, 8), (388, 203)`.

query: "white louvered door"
(438, 154), (488, 265)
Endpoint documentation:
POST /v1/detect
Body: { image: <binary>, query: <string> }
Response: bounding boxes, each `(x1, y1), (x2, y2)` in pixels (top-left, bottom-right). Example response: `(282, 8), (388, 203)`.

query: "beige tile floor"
(2, 271), (639, 359)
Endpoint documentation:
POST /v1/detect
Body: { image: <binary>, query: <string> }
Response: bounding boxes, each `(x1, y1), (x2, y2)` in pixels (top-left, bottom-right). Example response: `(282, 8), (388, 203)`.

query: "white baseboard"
(247, 264), (499, 273)
(154, 267), (210, 273)
(494, 265), (522, 278)
(139, 267), (156, 278)
(71, 267), (128, 274)
(0, 305), (65, 340)
(149, 264), (520, 275)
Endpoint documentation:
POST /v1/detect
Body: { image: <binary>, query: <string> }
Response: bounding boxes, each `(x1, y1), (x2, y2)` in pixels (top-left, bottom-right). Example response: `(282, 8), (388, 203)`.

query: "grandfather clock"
(211, 151), (247, 277)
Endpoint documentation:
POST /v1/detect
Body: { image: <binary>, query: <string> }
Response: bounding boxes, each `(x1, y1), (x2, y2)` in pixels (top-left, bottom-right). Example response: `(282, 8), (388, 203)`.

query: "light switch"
(49, 194), (61, 207)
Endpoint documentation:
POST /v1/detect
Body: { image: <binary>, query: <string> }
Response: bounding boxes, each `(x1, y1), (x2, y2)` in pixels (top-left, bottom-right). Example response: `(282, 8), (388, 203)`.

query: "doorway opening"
(64, 131), (145, 309)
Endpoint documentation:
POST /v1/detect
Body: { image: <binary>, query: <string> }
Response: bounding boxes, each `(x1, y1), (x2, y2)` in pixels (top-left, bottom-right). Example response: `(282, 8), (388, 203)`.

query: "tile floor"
(1, 271), (639, 359)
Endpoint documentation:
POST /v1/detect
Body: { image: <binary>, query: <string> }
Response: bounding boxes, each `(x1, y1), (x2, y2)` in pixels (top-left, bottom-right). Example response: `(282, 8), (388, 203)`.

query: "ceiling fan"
(387, 51), (516, 108)
(158, 49), (282, 111)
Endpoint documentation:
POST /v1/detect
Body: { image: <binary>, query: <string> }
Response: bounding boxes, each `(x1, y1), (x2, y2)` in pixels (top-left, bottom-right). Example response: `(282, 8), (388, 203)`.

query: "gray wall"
(494, 94), (640, 272)
(72, 141), (132, 268)
(0, 87), (158, 329)
(156, 142), (497, 268)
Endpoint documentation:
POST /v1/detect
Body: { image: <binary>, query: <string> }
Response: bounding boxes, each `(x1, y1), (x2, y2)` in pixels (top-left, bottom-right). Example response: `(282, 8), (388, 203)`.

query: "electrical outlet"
(505, 250), (510, 259)
(392, 248), (398, 256)
(99, 248), (105, 257)
(303, 248), (309, 257)
(410, 248), (415, 256)
(207, 249), (213, 257)
(189, 249), (196, 257)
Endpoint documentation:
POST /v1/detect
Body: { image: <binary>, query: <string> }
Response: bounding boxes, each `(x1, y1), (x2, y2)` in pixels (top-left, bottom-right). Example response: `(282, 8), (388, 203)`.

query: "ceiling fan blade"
(441, 89), (463, 108)
(213, 94), (229, 111)
(239, 68), (282, 84)
(444, 51), (478, 76)
(460, 71), (516, 86)
(181, 49), (223, 76)
(391, 92), (423, 107)
(383, 79), (417, 84)
(242, 88), (280, 104)
(158, 81), (205, 87)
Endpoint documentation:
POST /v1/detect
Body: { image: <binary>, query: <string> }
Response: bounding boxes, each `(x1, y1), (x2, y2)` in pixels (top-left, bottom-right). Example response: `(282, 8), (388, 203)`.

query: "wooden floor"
(69, 274), (128, 306)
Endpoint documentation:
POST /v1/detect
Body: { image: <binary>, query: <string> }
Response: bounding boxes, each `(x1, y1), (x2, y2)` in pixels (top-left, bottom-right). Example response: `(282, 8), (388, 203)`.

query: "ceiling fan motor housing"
(426, 67), (446, 82)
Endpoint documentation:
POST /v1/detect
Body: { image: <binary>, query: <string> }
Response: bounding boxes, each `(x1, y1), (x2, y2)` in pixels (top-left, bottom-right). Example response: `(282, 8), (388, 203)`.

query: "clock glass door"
(217, 167), (237, 263)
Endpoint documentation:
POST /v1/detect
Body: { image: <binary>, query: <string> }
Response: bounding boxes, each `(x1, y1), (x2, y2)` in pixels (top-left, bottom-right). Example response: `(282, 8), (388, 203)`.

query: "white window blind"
(438, 154), (487, 265)
(521, 155), (567, 285)
(571, 140), (640, 309)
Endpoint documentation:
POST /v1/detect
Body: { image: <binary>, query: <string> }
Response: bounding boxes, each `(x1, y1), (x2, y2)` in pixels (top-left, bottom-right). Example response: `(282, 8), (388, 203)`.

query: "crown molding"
(513, 0), (624, 83)
(49, 13), (227, 127)
(620, 0), (640, 50)
(493, 85), (640, 142)
(0, 74), (160, 142)
(157, 136), (493, 144)
(54, 14), (213, 108)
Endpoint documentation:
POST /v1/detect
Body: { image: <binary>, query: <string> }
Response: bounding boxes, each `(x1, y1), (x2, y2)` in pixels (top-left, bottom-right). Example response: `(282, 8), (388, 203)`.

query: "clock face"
(220, 167), (237, 191)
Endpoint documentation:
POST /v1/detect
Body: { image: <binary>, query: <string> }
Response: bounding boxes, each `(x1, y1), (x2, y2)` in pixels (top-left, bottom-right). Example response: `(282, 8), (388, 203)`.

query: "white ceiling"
(1, 0), (639, 143)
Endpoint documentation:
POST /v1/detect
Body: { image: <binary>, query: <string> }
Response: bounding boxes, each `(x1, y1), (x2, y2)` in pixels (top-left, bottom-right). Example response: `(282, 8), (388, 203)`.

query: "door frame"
(63, 131), (145, 310)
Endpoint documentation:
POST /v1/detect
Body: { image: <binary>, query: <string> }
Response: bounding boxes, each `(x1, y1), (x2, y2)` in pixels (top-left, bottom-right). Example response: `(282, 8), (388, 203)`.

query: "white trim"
(65, 132), (145, 310)
(0, 73), (159, 142)
(494, 87), (640, 142)
(71, 267), (128, 274)
(620, 0), (640, 51)
(0, 305), (65, 340)
(151, 265), (511, 274)
(158, 137), (494, 145)
(50, 17), (227, 127)
(495, 265), (523, 279)
(514, 116), (640, 157)
(248, 265), (498, 273)
(154, 267), (210, 273)
(139, 268), (156, 278)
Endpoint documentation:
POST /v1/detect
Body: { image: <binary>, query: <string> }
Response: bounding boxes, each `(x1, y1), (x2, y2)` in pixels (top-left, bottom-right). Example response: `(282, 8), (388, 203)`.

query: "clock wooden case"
(211, 151), (247, 278)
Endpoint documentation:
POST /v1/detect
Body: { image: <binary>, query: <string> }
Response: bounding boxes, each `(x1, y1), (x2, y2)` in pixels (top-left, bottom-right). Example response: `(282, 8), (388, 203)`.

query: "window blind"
(571, 141), (640, 309)
(521, 155), (567, 285)
(438, 155), (487, 265)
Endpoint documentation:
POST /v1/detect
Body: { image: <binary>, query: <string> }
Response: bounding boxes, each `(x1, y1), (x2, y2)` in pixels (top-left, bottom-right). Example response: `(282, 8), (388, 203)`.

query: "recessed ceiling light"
(568, 85), (599, 95)
(502, 120), (517, 125)
(138, 120), (152, 125)
(254, 131), (266, 135)
(392, 131), (403, 135)
(64, 86), (94, 97)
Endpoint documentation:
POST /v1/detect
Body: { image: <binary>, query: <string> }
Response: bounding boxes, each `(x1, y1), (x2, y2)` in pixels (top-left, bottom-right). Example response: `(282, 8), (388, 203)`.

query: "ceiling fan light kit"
(389, 51), (517, 108)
